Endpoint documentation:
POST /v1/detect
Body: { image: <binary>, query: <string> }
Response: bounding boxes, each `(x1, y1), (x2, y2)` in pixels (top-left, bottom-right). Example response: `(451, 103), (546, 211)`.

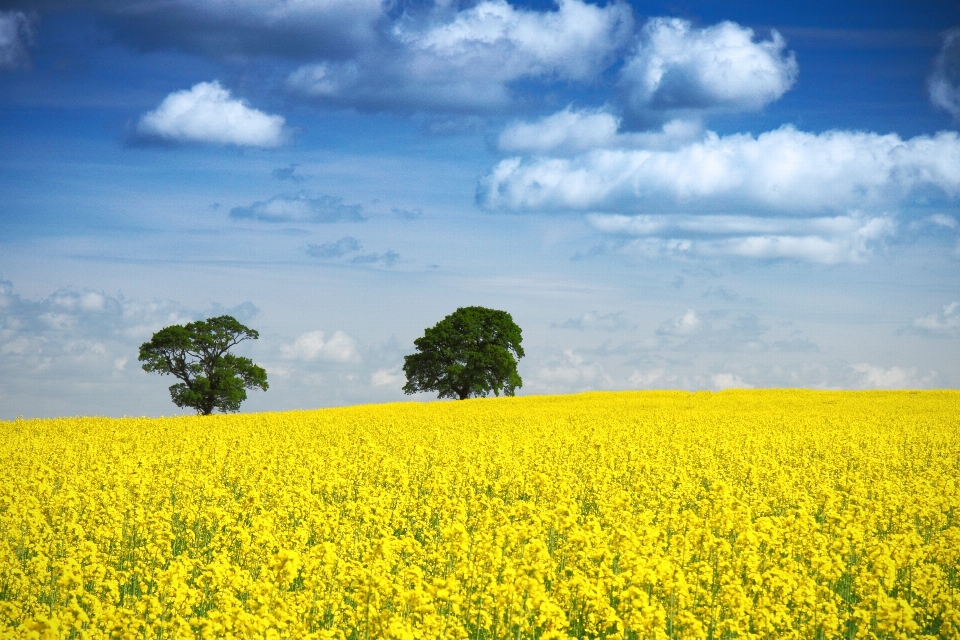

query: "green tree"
(138, 315), (268, 415)
(403, 306), (524, 400)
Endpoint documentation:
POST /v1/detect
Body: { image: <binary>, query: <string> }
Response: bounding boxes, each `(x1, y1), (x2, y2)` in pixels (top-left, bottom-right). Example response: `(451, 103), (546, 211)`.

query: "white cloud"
(619, 18), (797, 119)
(371, 366), (404, 388)
(281, 330), (359, 363)
(590, 213), (884, 237)
(0, 11), (34, 70)
(927, 213), (958, 229)
(657, 309), (702, 336)
(527, 349), (613, 394)
(231, 193), (364, 223)
(557, 311), (634, 332)
(627, 368), (663, 386)
(136, 81), (286, 147)
(498, 107), (703, 155)
(907, 302), (960, 337)
(0, 278), (265, 417)
(590, 213), (896, 264)
(288, 0), (632, 112)
(481, 126), (960, 214)
(929, 27), (960, 122)
(642, 309), (817, 354)
(711, 373), (751, 389)
(851, 364), (922, 389)
(499, 107), (620, 154)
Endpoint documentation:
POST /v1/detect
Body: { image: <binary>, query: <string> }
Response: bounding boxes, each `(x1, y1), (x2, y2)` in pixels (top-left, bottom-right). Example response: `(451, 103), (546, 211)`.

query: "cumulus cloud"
(371, 366), (404, 388)
(481, 126), (960, 214)
(619, 18), (797, 121)
(287, 0), (632, 112)
(136, 81), (286, 147)
(711, 372), (751, 389)
(499, 107), (621, 154)
(281, 330), (359, 363)
(231, 193), (364, 223)
(498, 107), (702, 155)
(929, 27), (960, 122)
(904, 302), (960, 337)
(0, 10), (34, 70)
(526, 349), (614, 394)
(470, 21), (959, 266)
(851, 363), (934, 389)
(94, 0), (384, 60)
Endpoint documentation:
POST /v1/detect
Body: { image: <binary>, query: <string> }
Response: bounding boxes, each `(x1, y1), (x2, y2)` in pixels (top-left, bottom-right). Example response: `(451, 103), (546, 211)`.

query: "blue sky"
(1, 0), (959, 418)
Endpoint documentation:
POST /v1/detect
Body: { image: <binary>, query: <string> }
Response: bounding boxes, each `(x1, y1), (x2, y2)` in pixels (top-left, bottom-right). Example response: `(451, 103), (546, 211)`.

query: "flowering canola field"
(2, 390), (959, 639)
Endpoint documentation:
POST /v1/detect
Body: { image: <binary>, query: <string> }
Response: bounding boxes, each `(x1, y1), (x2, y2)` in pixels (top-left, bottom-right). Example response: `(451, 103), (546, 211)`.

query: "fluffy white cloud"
(481, 126), (960, 214)
(288, 0), (632, 111)
(0, 10), (34, 70)
(371, 366), (404, 388)
(711, 373), (751, 389)
(499, 107), (620, 154)
(929, 27), (960, 122)
(281, 330), (359, 363)
(136, 81), (286, 147)
(627, 369), (663, 386)
(526, 349), (613, 394)
(619, 18), (797, 119)
(231, 193), (364, 223)
(498, 107), (702, 154)
(851, 363), (928, 389)
(906, 302), (960, 337)
(485, 113), (960, 263)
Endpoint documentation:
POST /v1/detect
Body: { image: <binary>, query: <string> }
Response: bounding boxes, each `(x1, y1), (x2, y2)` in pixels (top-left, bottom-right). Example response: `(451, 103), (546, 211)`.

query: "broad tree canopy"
(403, 306), (524, 400)
(139, 315), (268, 415)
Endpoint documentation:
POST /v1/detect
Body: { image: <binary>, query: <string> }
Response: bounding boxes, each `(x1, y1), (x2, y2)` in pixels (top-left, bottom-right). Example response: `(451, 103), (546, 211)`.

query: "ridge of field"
(1, 390), (959, 639)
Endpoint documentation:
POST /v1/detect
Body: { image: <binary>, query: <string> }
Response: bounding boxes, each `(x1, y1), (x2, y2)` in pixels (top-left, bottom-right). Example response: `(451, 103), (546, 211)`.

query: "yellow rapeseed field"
(1, 390), (959, 639)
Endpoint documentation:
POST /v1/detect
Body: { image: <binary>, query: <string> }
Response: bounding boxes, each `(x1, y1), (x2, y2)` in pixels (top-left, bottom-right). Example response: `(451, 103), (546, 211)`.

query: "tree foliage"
(403, 306), (524, 400)
(138, 315), (268, 415)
